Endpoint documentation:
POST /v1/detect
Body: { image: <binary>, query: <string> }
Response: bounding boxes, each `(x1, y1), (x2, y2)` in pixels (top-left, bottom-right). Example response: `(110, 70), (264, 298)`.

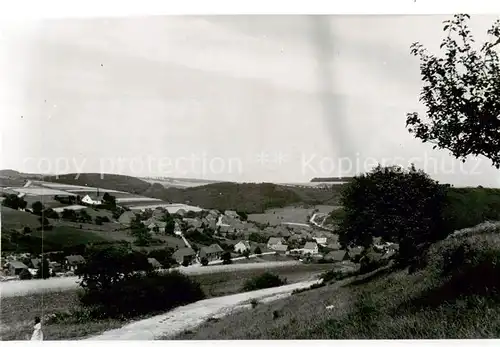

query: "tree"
(237, 211), (248, 221)
(200, 257), (209, 266)
(102, 192), (117, 208)
(221, 252), (232, 265)
(32, 201), (44, 215)
(36, 257), (51, 279)
(338, 164), (447, 265)
(78, 210), (92, 223)
(249, 233), (267, 243)
(2, 194), (27, 210)
(406, 14), (500, 168)
(165, 218), (176, 235)
(44, 208), (59, 219)
(242, 249), (251, 259)
(23, 226), (32, 234)
(254, 246), (262, 255)
(61, 209), (78, 222)
(148, 248), (176, 268)
(76, 245), (151, 292)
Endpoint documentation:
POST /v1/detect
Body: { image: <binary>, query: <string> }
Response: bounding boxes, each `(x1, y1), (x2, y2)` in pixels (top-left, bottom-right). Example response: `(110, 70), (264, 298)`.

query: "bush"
(78, 246), (205, 318)
(243, 272), (287, 292)
(19, 268), (32, 280)
(254, 246), (262, 255)
(221, 252), (232, 265)
(338, 164), (447, 265)
(200, 257), (208, 266)
(79, 271), (205, 319)
(44, 208), (60, 219)
(249, 233), (268, 244)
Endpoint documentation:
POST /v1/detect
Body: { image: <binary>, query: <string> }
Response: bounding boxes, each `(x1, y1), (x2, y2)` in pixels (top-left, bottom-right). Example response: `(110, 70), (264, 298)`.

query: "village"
(1, 180), (398, 280)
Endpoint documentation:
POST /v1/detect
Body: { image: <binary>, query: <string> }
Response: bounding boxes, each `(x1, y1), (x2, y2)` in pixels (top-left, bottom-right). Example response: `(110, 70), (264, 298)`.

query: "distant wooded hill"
(310, 177), (354, 183)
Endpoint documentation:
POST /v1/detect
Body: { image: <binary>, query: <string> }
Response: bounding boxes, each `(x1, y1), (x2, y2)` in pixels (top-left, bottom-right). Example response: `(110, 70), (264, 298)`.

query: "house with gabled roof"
(234, 240), (251, 253)
(302, 241), (319, 255)
(172, 247), (196, 265)
(274, 244), (288, 253)
(30, 258), (41, 269)
(324, 250), (349, 263)
(267, 237), (286, 250)
(198, 244), (224, 261)
(64, 255), (85, 271)
(7, 260), (28, 276)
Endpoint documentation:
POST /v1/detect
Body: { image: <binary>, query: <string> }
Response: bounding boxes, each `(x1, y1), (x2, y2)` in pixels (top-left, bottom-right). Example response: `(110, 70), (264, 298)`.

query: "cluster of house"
(170, 243), (226, 265)
(1, 254), (86, 278)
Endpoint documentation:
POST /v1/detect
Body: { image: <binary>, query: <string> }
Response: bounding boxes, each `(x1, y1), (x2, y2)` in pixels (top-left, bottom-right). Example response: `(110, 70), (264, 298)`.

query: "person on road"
(31, 316), (43, 341)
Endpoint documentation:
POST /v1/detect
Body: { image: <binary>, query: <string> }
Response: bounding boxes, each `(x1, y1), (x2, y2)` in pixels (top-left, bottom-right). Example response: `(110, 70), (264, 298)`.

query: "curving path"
(84, 279), (319, 340)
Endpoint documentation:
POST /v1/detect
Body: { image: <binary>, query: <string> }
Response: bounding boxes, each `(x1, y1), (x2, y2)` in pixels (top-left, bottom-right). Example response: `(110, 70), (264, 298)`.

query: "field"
(0, 263), (331, 340)
(22, 195), (69, 209)
(248, 206), (314, 226)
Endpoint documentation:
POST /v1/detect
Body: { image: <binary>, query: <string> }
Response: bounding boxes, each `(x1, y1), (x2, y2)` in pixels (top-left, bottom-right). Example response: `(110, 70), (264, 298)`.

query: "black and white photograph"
(1, 6), (500, 341)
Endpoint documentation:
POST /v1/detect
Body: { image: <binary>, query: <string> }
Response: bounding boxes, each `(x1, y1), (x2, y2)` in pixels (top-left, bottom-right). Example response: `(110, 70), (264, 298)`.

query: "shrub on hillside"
(338, 164), (448, 265)
(413, 227), (500, 306)
(243, 272), (287, 292)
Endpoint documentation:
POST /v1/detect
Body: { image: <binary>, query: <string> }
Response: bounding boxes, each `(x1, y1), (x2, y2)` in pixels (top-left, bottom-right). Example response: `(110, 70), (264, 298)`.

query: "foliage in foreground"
(406, 14), (500, 169)
(77, 245), (205, 318)
(338, 164), (447, 265)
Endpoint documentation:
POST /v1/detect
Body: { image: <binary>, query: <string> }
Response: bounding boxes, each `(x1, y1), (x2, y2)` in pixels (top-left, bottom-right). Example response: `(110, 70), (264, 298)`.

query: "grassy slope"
(0, 264), (330, 340)
(173, 223), (500, 339)
(1, 207), (42, 229)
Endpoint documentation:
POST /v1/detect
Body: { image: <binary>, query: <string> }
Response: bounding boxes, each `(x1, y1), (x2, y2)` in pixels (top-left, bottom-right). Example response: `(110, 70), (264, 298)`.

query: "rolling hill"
(41, 173), (342, 213)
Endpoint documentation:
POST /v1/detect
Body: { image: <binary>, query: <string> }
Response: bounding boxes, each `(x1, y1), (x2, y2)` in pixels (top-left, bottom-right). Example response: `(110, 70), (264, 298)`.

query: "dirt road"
(84, 279), (319, 340)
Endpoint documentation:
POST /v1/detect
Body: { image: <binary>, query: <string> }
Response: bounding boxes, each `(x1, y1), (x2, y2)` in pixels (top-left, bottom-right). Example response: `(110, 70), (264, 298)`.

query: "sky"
(1, 15), (499, 186)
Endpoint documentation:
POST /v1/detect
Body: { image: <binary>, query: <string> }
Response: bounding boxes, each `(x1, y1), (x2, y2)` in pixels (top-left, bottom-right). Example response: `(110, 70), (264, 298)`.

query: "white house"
(302, 242), (319, 255)
(234, 240), (251, 253)
(81, 195), (102, 206)
(313, 237), (328, 245)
